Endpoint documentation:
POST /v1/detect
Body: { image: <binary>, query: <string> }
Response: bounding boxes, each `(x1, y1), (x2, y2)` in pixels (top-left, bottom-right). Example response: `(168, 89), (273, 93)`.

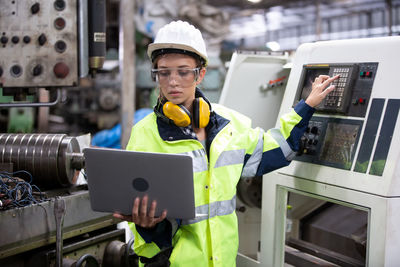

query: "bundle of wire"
(0, 170), (48, 210)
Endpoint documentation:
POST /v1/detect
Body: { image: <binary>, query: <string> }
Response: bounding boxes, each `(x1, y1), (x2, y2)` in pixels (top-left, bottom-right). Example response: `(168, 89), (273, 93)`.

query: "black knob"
(1, 36), (8, 44)
(31, 3), (40, 14)
(32, 64), (43, 76)
(54, 0), (66, 11)
(11, 36), (19, 44)
(310, 126), (319, 135)
(0, 67), (3, 77)
(11, 65), (22, 77)
(38, 34), (47, 46)
(23, 36), (31, 44)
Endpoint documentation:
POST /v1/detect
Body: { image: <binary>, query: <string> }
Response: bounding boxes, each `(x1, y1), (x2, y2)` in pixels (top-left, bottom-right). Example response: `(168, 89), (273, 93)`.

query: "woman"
(114, 20), (339, 266)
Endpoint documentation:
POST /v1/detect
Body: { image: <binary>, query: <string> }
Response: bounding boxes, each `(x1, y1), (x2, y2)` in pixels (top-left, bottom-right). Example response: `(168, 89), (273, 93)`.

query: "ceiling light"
(266, 41), (280, 51)
(248, 0), (262, 3)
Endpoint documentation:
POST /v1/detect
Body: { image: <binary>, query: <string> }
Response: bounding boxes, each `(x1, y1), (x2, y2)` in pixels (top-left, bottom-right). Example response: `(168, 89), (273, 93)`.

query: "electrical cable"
(0, 170), (48, 210)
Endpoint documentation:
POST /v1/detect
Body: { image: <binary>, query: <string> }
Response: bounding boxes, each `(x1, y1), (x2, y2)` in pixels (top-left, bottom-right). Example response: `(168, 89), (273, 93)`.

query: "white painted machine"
(236, 36), (400, 267)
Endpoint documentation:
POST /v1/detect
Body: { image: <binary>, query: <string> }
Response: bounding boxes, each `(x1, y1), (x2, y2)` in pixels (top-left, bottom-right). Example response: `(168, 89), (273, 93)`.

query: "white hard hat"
(147, 20), (208, 67)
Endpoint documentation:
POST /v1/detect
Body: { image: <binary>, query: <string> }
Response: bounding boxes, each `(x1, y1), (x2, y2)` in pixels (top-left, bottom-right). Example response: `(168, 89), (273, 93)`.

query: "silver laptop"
(83, 147), (195, 219)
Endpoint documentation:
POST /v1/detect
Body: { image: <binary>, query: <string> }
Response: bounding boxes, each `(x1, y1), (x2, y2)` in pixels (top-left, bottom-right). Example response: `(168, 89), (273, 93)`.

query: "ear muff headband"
(163, 102), (191, 127)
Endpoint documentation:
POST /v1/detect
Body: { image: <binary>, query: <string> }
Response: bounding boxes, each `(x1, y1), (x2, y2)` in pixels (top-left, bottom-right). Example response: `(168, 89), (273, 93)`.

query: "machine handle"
(76, 254), (100, 267)
(54, 197), (66, 267)
(0, 89), (62, 108)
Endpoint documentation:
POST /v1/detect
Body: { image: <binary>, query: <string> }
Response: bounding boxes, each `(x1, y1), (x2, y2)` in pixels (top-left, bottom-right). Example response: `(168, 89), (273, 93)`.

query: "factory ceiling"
(206, 0), (315, 10)
(204, 0), (399, 43)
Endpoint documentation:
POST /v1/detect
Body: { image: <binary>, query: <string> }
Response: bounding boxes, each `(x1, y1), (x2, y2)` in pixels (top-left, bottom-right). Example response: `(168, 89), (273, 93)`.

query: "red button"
(53, 62), (69, 78)
(54, 17), (66, 30)
(359, 98), (365, 104)
(366, 71), (372, 77)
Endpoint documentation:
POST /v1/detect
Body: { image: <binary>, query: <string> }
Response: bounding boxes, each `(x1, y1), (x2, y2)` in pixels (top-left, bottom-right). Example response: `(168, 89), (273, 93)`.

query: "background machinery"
(0, 1), (134, 266)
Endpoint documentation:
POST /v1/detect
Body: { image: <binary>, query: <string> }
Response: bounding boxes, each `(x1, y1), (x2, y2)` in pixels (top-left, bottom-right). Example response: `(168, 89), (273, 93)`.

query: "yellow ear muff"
(193, 97), (210, 128)
(163, 102), (191, 127)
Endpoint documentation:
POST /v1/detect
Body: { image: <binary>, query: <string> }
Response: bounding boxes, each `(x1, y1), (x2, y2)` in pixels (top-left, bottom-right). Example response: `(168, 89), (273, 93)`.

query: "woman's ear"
(195, 67), (207, 85)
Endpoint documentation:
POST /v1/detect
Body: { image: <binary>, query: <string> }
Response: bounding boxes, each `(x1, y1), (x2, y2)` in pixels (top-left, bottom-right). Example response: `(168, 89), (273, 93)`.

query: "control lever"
(54, 197), (66, 267)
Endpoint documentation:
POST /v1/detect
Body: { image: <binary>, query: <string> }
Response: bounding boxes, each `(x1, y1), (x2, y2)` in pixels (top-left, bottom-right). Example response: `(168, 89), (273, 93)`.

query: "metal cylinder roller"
(0, 133), (83, 189)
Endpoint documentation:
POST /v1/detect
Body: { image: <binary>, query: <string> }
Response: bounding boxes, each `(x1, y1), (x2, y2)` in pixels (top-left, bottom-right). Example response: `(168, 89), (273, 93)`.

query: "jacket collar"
(155, 88), (229, 142)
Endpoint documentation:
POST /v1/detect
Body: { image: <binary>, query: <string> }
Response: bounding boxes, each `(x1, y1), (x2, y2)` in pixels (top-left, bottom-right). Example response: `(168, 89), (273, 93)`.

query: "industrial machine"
(0, 1), (134, 266)
(0, 0), (105, 105)
(234, 36), (400, 267)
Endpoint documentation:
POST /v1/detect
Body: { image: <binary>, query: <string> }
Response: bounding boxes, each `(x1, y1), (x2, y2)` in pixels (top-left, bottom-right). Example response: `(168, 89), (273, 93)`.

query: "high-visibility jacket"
(126, 91), (314, 267)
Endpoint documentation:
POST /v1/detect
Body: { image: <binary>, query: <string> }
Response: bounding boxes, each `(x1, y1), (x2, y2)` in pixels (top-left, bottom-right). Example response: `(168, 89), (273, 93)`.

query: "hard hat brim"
(148, 43), (208, 67)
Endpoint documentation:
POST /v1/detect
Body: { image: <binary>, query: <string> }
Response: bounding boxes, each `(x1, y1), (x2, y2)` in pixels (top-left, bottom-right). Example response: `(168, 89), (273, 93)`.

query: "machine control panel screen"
(295, 63), (378, 117)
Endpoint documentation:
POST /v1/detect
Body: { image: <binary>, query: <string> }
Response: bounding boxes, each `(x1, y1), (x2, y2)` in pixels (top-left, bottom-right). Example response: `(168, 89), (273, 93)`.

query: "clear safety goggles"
(151, 67), (200, 85)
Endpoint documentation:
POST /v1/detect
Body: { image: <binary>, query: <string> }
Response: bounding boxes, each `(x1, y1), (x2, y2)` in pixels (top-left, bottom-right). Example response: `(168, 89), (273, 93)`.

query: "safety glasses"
(151, 67), (200, 85)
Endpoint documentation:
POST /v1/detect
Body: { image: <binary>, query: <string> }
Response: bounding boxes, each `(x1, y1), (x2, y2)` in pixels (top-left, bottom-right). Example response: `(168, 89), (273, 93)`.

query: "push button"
(54, 0), (66, 11)
(23, 36), (31, 44)
(10, 65), (22, 77)
(55, 40), (67, 53)
(54, 17), (66, 30)
(53, 62), (69, 78)
(11, 36), (19, 44)
(1, 36), (8, 44)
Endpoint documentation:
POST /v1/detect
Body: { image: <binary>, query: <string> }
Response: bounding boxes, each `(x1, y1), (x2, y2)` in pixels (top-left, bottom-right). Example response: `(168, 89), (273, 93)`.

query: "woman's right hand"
(305, 74), (340, 108)
(113, 195), (167, 228)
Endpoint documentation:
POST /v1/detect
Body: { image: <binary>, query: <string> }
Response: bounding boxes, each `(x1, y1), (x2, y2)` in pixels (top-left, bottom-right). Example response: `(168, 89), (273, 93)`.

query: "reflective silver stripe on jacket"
(182, 196), (236, 225)
(180, 149), (208, 173)
(214, 149), (245, 168)
(241, 130), (264, 178)
(269, 128), (296, 161)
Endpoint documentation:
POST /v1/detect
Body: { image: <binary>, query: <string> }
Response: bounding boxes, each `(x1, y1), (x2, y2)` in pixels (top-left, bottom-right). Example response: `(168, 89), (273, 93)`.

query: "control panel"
(294, 63), (378, 117)
(294, 62), (379, 171)
(298, 117), (363, 170)
(0, 0), (78, 88)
